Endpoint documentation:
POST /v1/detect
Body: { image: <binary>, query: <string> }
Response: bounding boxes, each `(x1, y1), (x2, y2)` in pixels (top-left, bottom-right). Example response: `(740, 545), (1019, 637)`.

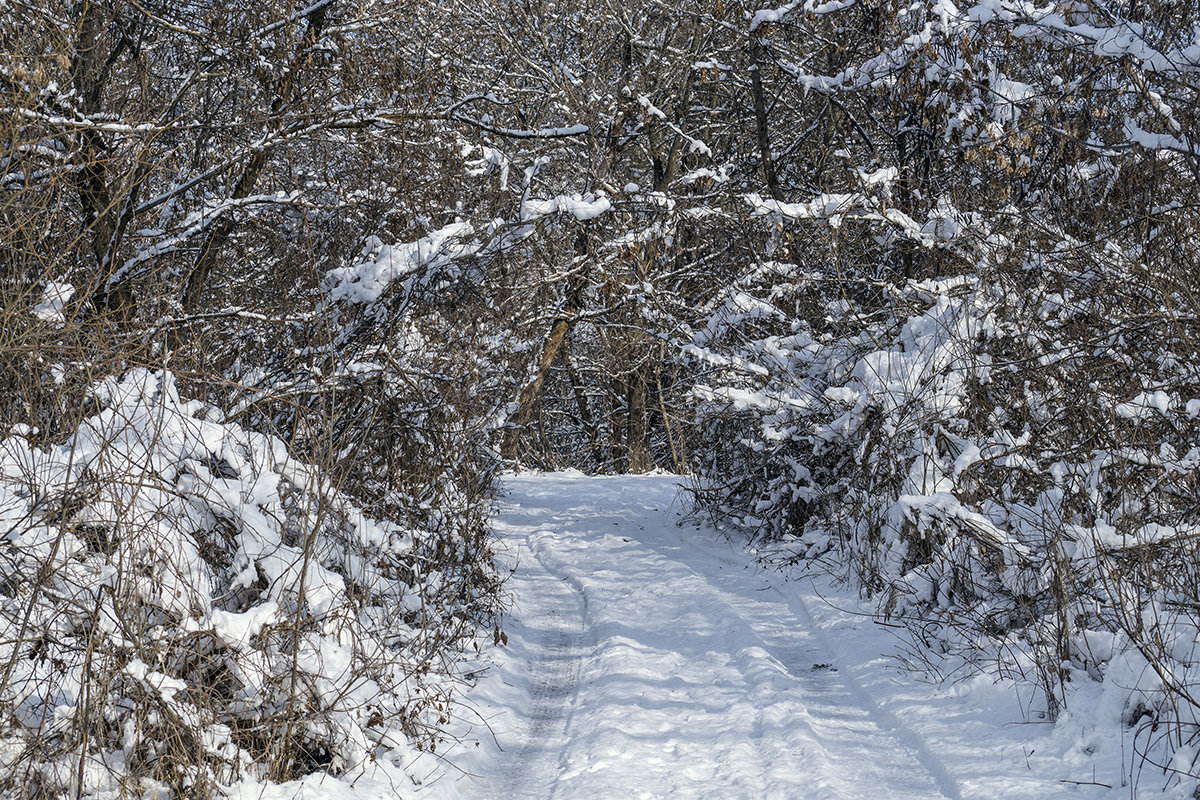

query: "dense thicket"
(3, 0), (1200, 796)
(684, 0), (1200, 792)
(1, 2), (504, 796)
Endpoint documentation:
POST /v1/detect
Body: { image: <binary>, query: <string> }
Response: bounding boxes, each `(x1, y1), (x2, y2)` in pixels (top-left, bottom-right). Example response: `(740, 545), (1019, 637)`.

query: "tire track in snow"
(492, 529), (592, 800)
(785, 581), (965, 800)
(670, 525), (964, 800)
(642, 522), (954, 800)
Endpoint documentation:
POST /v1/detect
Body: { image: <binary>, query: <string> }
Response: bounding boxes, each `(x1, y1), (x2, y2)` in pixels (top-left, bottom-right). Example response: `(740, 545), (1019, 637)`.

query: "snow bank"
(0, 369), (462, 798)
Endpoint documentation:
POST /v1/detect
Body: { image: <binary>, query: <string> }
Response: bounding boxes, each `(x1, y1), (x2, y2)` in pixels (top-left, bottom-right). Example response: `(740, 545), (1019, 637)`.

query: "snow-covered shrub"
(684, 0), (1200, 787)
(0, 369), (490, 798)
(690, 245), (1200, 785)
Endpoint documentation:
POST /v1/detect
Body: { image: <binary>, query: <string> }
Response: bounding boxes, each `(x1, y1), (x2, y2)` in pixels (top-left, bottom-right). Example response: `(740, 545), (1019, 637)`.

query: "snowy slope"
(421, 472), (1132, 800)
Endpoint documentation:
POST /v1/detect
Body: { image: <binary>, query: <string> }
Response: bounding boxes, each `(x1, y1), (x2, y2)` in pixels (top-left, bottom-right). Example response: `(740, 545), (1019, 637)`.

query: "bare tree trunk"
(749, 36), (782, 201)
(562, 343), (603, 463)
(625, 357), (652, 473)
(71, 2), (114, 260)
(502, 230), (590, 460)
(502, 315), (574, 460)
(608, 373), (627, 472)
(656, 359), (686, 473)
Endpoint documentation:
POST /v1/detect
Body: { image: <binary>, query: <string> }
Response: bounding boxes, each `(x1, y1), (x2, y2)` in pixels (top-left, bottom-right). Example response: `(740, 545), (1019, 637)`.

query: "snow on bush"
(690, 256), (1200, 792)
(0, 369), (473, 798)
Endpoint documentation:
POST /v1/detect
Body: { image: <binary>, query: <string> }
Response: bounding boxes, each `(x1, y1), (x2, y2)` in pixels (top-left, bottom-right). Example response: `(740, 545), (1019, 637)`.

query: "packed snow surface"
(420, 473), (1127, 800)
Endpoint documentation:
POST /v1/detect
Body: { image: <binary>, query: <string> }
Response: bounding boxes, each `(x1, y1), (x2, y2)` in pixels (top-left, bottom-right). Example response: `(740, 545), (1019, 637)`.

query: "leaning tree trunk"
(501, 229), (590, 461)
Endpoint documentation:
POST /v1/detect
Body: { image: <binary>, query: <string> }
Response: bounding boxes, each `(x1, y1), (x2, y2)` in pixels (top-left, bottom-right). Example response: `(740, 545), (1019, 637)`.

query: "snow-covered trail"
(430, 472), (953, 800)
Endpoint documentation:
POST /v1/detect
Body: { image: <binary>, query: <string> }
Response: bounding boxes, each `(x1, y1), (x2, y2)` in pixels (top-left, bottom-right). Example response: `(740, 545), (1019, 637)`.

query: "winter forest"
(2, 0), (1200, 797)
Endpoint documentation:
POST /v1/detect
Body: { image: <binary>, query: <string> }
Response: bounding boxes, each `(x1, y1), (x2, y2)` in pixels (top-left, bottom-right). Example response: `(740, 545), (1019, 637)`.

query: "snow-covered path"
(233, 473), (1138, 800)
(431, 473), (956, 800)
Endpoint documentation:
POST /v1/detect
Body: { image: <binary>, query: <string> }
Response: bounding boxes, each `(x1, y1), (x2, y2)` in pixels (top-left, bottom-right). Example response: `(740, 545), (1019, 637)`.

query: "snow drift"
(0, 369), (481, 798)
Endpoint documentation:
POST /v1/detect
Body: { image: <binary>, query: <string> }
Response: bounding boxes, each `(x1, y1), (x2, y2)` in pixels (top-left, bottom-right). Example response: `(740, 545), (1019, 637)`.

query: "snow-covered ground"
(415, 472), (1138, 800)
